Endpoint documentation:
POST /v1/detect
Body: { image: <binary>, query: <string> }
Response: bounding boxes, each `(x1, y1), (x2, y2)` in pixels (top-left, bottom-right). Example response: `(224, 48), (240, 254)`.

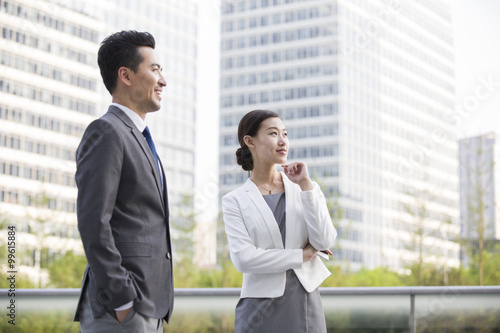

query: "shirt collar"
(111, 103), (146, 132)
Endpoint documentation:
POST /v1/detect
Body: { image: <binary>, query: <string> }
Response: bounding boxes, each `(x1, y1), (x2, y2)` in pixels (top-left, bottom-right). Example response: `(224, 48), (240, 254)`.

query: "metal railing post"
(410, 293), (416, 333)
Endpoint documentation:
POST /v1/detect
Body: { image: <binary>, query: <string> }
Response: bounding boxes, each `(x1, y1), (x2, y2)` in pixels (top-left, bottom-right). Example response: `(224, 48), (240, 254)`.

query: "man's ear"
(117, 67), (133, 87)
(243, 135), (254, 148)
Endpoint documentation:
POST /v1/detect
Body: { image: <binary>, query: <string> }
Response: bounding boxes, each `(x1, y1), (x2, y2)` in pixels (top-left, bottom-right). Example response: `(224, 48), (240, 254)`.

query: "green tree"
(323, 266), (404, 287)
(209, 236), (242, 288)
(315, 179), (348, 271)
(171, 194), (197, 287)
(171, 194), (244, 288)
(20, 186), (61, 287)
(46, 250), (87, 288)
(460, 140), (495, 285)
(0, 218), (38, 288)
(482, 244), (500, 285)
(468, 243), (500, 285)
(347, 267), (405, 287)
(209, 206), (243, 288)
(400, 171), (454, 286)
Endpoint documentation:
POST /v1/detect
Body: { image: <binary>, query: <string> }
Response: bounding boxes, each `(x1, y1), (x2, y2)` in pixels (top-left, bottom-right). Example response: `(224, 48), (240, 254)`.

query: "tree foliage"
(3, 242), (499, 289)
(3, 178), (498, 289)
(46, 251), (87, 288)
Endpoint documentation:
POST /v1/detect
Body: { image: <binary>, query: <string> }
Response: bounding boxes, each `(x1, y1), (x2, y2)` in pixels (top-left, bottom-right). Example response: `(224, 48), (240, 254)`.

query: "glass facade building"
(459, 132), (500, 264)
(219, 0), (459, 271)
(0, 0), (101, 281)
(0, 0), (204, 280)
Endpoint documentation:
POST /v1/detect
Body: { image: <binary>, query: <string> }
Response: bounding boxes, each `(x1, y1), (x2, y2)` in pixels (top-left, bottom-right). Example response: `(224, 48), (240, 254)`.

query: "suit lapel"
(244, 179), (284, 249)
(159, 159), (169, 215)
(282, 172), (297, 249)
(108, 107), (165, 210)
(131, 128), (163, 196)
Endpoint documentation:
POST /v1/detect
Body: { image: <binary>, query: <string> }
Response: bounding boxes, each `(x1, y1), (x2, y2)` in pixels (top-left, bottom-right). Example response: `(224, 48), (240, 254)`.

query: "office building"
(219, 0), (459, 271)
(0, 0), (101, 282)
(0, 0), (215, 282)
(459, 132), (500, 264)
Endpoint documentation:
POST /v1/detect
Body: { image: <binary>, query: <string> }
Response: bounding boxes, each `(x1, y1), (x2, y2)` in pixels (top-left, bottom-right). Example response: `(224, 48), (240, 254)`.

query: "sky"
(452, 0), (500, 138)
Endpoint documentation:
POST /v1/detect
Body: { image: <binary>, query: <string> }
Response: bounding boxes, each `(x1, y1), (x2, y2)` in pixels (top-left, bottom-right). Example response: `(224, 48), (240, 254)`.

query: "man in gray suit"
(74, 30), (173, 332)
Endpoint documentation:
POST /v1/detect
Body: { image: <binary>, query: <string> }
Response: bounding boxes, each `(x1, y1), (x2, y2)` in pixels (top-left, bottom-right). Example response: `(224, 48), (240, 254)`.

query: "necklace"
(253, 177), (282, 195)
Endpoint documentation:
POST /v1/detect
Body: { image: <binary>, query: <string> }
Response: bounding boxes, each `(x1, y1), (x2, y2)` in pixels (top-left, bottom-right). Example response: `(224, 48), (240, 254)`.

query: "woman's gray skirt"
(234, 269), (327, 333)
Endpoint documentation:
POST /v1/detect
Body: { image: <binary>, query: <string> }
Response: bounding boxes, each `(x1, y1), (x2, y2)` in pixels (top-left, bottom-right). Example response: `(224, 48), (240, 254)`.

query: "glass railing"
(1, 286), (499, 332)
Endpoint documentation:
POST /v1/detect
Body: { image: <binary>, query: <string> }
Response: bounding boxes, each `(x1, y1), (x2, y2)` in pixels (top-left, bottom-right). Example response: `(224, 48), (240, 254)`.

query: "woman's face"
(247, 117), (289, 167)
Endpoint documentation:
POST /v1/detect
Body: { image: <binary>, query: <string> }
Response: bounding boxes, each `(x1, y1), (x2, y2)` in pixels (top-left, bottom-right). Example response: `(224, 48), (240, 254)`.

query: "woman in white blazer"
(222, 110), (337, 332)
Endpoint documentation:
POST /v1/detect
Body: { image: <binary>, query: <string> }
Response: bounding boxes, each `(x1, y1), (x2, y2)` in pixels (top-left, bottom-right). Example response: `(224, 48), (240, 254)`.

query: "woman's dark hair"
(97, 30), (156, 95)
(236, 109), (280, 171)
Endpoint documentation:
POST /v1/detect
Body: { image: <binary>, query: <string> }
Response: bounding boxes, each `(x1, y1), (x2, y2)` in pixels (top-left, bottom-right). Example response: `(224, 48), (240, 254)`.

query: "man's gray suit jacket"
(74, 106), (173, 322)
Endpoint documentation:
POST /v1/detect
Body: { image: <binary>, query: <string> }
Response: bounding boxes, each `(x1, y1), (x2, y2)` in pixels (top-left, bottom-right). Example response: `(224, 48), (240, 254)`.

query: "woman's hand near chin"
(282, 162), (313, 191)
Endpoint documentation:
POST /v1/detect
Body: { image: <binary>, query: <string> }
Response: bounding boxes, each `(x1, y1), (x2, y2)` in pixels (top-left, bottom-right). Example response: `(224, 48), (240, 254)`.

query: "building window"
(273, 13), (281, 24)
(273, 51), (281, 62)
(237, 75), (245, 87)
(248, 74), (256, 85)
(260, 53), (269, 64)
(261, 16), (269, 27)
(237, 56), (245, 67)
(237, 95), (245, 106)
(249, 54), (257, 66)
(237, 37), (245, 49)
(260, 92), (269, 103)
(238, 19), (245, 30)
(249, 36), (257, 47)
(272, 90), (281, 102)
(248, 93), (257, 104)
(272, 32), (281, 43)
(260, 34), (269, 45)
(260, 72), (269, 84)
(272, 71), (281, 82)
(222, 96), (233, 108)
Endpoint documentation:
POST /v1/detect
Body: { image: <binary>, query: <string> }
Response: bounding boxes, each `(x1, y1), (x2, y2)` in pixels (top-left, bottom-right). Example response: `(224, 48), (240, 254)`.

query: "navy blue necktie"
(142, 126), (162, 189)
(142, 126), (158, 165)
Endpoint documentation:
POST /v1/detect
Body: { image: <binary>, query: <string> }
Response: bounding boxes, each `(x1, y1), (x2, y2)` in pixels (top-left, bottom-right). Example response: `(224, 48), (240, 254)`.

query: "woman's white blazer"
(222, 172), (337, 298)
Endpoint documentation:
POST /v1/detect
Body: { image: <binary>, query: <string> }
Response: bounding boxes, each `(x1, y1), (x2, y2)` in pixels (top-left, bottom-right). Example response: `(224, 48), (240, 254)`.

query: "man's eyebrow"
(151, 63), (162, 70)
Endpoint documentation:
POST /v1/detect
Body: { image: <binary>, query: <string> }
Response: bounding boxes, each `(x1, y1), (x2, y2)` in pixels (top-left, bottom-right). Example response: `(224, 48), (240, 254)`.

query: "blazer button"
(166, 252), (171, 259)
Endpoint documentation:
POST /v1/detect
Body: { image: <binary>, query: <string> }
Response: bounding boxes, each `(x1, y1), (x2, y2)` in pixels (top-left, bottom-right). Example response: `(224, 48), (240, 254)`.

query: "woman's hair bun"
(236, 146), (253, 171)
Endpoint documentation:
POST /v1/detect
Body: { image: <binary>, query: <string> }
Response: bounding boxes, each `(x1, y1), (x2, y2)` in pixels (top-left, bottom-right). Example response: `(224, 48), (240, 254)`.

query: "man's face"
(129, 46), (166, 114)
